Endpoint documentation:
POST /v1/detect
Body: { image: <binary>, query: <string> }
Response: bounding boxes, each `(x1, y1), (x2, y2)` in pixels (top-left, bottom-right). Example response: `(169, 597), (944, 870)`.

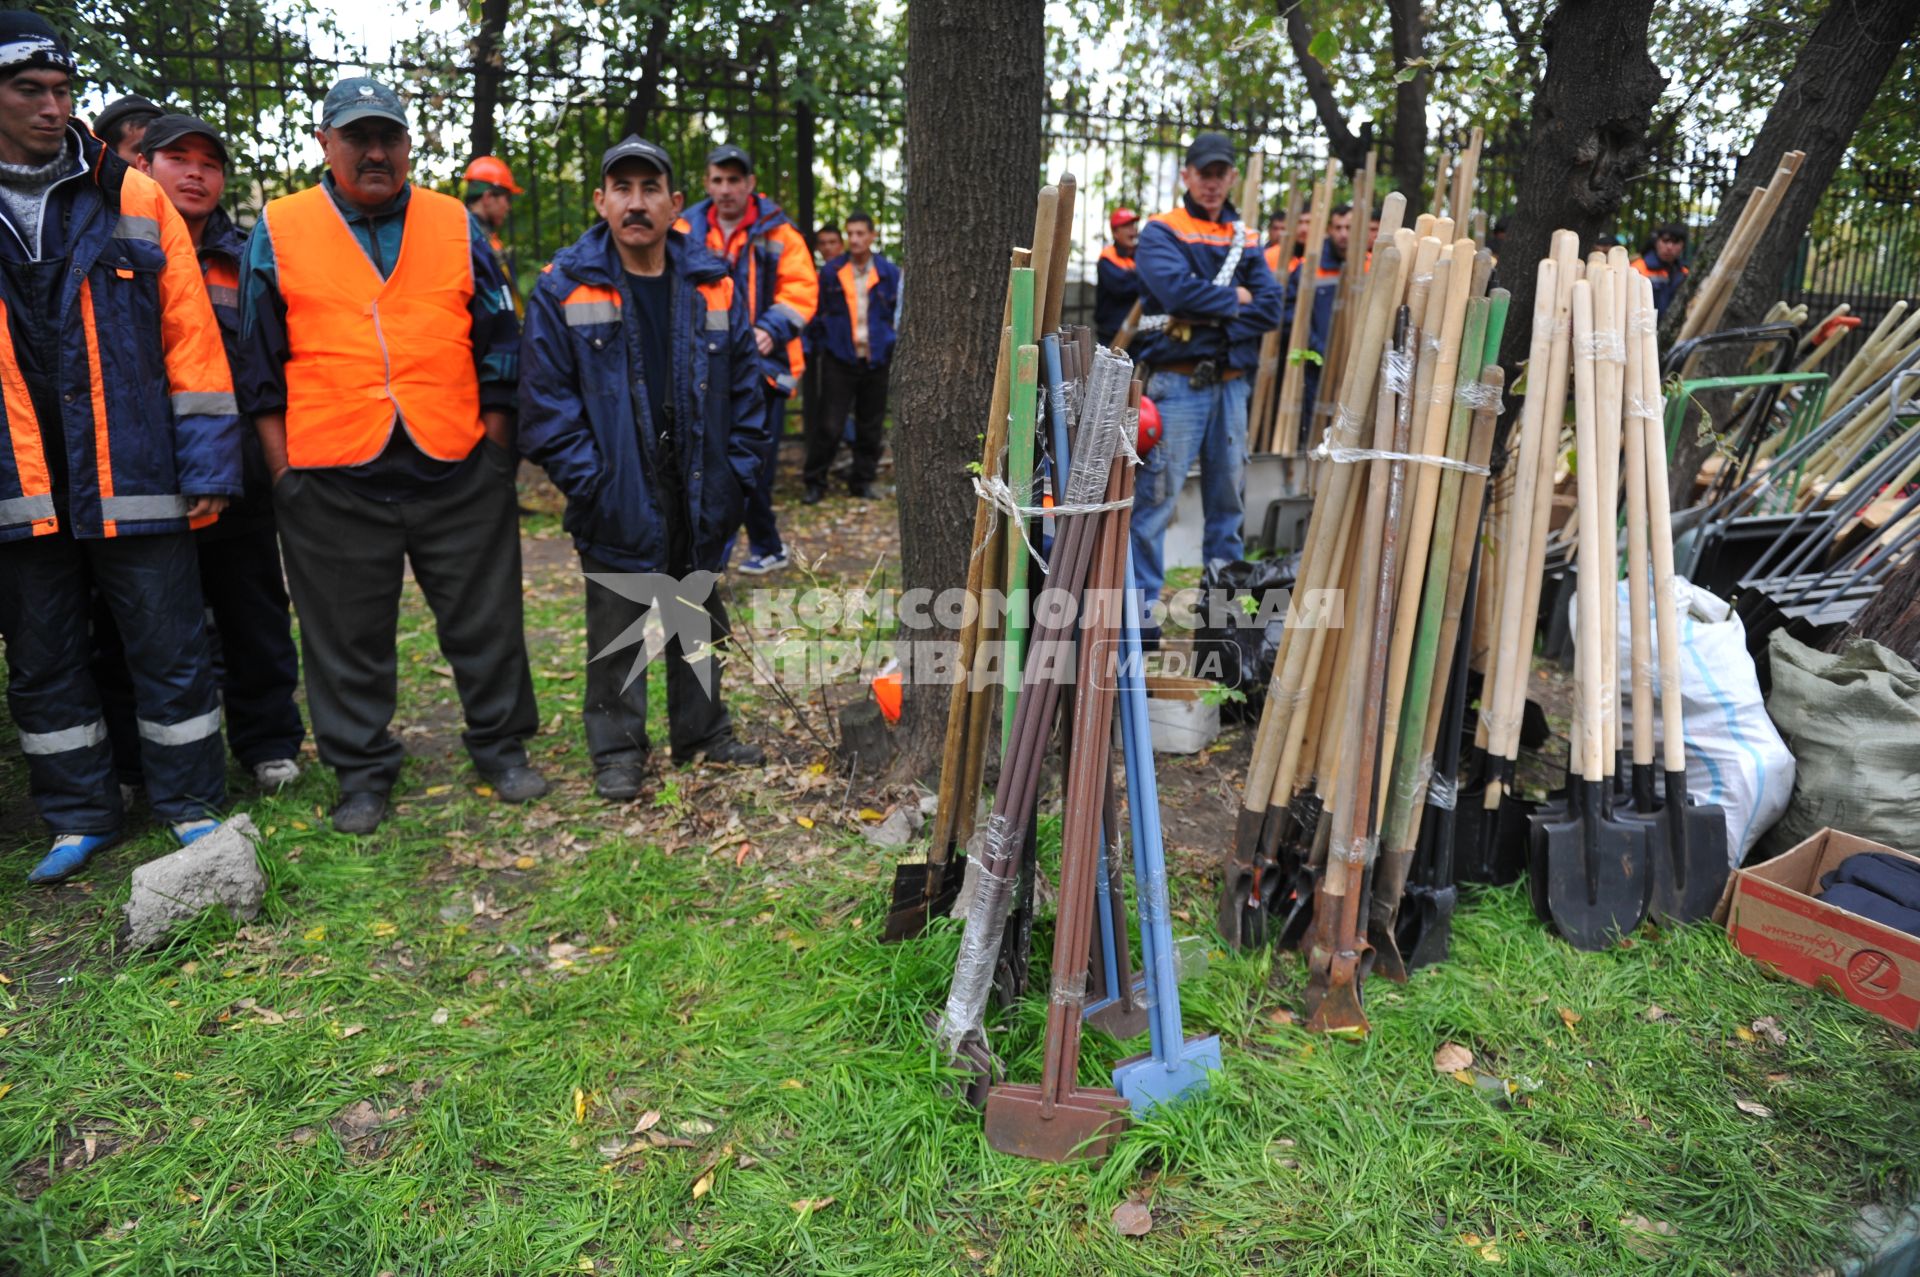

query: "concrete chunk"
(123, 814), (266, 949)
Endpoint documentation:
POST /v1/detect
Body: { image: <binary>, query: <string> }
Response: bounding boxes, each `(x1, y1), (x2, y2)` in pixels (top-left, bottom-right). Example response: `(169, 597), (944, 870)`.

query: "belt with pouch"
(1155, 359), (1244, 387)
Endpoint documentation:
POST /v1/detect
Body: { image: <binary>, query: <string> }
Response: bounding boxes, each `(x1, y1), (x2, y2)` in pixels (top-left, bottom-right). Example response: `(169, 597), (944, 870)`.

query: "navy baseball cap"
(319, 76), (408, 130)
(706, 143), (752, 174)
(1184, 132), (1237, 170)
(601, 135), (673, 183)
(139, 113), (229, 166)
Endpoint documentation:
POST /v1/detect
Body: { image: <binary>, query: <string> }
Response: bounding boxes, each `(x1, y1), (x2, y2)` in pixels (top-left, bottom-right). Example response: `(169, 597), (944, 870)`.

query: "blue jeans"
(1130, 370), (1251, 608)
(0, 530), (226, 831)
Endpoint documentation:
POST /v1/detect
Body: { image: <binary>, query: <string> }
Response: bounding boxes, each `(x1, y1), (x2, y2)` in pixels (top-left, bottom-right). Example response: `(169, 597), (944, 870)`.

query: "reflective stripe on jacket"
(678, 195), (817, 396)
(263, 184), (481, 469)
(518, 225), (768, 573)
(1284, 238), (1345, 355)
(1132, 196), (1281, 373)
(816, 251), (899, 368)
(0, 129), (238, 543)
(1093, 245), (1139, 337)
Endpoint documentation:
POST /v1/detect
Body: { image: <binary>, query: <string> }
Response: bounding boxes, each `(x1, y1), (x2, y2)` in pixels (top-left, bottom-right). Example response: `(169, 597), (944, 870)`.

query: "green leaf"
(1288, 348), (1325, 367)
(1306, 29), (1339, 65)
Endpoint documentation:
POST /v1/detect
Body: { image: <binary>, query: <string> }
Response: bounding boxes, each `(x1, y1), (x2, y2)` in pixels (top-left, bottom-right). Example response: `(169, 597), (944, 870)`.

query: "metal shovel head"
(1451, 786), (1490, 881)
(983, 1083), (1130, 1163)
(1488, 791), (1536, 886)
(1398, 883), (1457, 973)
(1649, 773), (1730, 925)
(1366, 899), (1410, 984)
(1112, 1035), (1223, 1116)
(1543, 786), (1651, 951)
(1217, 858), (1278, 951)
(1084, 974), (1151, 1040)
(883, 854), (967, 942)
(1527, 781), (1573, 924)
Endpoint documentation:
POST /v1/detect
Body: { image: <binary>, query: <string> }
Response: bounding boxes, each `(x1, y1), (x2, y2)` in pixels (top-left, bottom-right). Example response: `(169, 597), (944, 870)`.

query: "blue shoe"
(28, 832), (121, 885)
(172, 819), (223, 847)
(737, 549), (790, 575)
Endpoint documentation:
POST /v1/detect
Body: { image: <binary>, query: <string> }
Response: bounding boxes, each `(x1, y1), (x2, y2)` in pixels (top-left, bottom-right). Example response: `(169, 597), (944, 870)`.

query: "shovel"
(1635, 273), (1730, 922)
(1540, 279), (1649, 950)
(1112, 534), (1223, 1111)
(984, 453), (1133, 1163)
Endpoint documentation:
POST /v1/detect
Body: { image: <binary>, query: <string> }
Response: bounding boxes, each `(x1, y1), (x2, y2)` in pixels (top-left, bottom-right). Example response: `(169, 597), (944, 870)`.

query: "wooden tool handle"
(1637, 273), (1688, 776)
(1623, 283), (1656, 771)
(1570, 280), (1606, 785)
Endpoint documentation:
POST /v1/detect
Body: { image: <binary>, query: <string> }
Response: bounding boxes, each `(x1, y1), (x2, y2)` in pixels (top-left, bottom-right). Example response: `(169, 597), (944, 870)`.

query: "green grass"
(1, 519), (1916, 1275)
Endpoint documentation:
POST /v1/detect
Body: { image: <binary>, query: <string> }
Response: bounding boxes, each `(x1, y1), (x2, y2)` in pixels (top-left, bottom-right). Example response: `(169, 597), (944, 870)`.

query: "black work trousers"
(580, 550), (734, 768)
(272, 443), (538, 794)
(94, 523), (304, 778)
(804, 353), (889, 489)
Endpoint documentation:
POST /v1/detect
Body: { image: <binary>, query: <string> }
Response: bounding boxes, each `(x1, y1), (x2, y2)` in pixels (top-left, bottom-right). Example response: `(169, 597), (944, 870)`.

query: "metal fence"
(95, 13), (1915, 344)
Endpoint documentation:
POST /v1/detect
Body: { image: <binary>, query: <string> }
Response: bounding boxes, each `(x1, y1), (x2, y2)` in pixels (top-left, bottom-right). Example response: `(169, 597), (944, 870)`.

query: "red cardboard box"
(1725, 829), (1920, 1031)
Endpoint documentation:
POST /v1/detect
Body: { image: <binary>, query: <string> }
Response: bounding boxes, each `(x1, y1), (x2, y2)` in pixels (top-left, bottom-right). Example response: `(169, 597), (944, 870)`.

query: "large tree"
(1662, 0), (1920, 500)
(888, 0), (1046, 781)
(1494, 0), (1665, 376)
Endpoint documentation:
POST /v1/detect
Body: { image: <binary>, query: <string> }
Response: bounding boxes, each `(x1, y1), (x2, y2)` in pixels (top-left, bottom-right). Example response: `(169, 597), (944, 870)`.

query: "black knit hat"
(0, 11), (77, 77)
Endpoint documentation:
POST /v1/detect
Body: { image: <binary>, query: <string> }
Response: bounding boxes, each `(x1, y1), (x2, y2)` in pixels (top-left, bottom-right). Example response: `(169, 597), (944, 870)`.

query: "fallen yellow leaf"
(807, 762), (826, 775)
(475, 785), (495, 798)
(576, 1260), (596, 1272)
(1557, 1007), (1581, 1034)
(371, 922), (397, 938)
(795, 816), (814, 829)
(303, 925), (327, 942)
(0, 971), (14, 984)
(172, 1071), (193, 1080)
(290, 820), (309, 831)
(0, 1082), (12, 1101)
(692, 1169), (714, 1199)
(424, 785), (452, 796)
(1452, 1069), (1475, 1085)
(1459, 1233), (1483, 1247)
(514, 856), (538, 870)
(790, 1196), (834, 1213)
(573, 1088), (587, 1123)
(1734, 1025), (1758, 1043)
(779, 1078), (805, 1090)
(857, 808), (884, 821)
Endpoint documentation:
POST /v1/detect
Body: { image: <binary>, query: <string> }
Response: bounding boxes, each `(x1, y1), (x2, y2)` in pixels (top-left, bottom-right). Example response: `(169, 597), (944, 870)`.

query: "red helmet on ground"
(1137, 395), (1162, 456)
(463, 155), (523, 195)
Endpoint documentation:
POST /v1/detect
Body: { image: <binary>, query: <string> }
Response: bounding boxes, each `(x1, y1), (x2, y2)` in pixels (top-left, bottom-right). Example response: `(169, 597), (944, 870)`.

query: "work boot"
(482, 764), (549, 803)
(332, 791), (389, 835)
(802, 484), (825, 505)
(697, 738), (765, 767)
(849, 482), (876, 500)
(253, 758), (301, 789)
(172, 819), (222, 847)
(28, 831), (121, 885)
(594, 764), (646, 802)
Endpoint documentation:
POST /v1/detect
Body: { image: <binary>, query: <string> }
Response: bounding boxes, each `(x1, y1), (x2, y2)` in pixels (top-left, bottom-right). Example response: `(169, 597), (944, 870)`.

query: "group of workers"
(0, 2), (1701, 887)
(0, 8), (904, 883)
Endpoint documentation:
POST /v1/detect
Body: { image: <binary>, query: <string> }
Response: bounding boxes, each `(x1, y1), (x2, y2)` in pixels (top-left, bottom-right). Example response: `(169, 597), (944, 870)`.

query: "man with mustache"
(0, 14), (241, 882)
(240, 76), (541, 834)
(520, 137), (769, 802)
(86, 114), (305, 801)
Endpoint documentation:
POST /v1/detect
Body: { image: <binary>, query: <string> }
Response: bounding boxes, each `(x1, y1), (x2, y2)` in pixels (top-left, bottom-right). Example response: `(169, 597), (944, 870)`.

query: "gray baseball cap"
(706, 143), (752, 174)
(319, 76), (408, 130)
(600, 135), (673, 183)
(1184, 132), (1237, 170)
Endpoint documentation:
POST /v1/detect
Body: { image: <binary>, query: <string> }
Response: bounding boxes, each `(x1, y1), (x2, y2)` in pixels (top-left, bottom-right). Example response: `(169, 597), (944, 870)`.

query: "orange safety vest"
(264, 184), (482, 469)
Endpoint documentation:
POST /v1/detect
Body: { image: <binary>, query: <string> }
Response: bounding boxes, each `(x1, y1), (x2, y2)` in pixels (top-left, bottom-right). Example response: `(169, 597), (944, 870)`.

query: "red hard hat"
(1110, 207), (1139, 230)
(463, 155), (523, 195)
(1137, 395), (1162, 456)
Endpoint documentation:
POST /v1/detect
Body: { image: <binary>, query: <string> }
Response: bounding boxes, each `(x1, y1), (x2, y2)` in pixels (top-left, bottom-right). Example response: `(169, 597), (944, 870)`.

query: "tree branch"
(1280, 0), (1368, 171)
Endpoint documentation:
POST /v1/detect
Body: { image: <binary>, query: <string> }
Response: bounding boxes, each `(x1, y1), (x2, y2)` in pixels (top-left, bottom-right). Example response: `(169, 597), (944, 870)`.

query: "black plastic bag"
(1190, 555), (1299, 721)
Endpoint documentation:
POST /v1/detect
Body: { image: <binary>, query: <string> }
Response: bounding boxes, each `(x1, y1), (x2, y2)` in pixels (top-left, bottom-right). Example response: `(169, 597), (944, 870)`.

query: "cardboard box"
(1725, 829), (1920, 1031)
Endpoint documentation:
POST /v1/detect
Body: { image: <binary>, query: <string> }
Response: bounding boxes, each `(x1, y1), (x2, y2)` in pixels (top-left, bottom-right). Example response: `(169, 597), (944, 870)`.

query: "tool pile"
(895, 177), (1225, 1164)
(1224, 202), (1741, 1027)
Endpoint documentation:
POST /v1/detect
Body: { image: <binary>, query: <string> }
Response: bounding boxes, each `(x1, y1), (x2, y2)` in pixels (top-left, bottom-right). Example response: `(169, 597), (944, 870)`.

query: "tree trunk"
(1388, 0), (1429, 200)
(1495, 0), (1665, 379)
(889, 0), (1045, 783)
(622, 3), (676, 137)
(795, 96), (816, 238)
(467, 0), (512, 159)
(1662, 0), (1920, 502)
(1281, 1), (1369, 173)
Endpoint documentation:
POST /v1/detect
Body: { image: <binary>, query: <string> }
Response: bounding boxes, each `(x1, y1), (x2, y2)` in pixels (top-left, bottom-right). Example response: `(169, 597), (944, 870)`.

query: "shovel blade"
(1112, 1036), (1223, 1116)
(1542, 798), (1651, 951)
(883, 854), (966, 942)
(1084, 973), (1152, 1040)
(1397, 883), (1457, 973)
(983, 1083), (1130, 1163)
(1649, 778), (1730, 925)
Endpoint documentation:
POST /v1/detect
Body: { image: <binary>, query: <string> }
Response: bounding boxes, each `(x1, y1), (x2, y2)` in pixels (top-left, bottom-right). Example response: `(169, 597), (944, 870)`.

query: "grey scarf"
(0, 137), (79, 260)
